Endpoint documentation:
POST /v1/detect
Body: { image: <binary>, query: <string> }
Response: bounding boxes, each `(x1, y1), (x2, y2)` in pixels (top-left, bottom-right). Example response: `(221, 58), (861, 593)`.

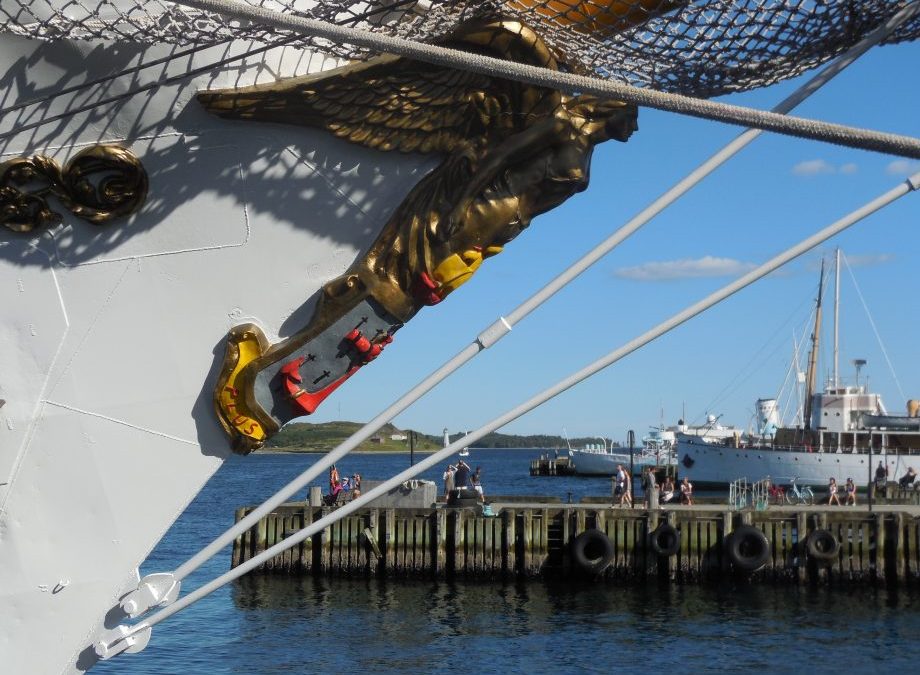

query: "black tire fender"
(649, 523), (681, 557)
(806, 529), (840, 563)
(727, 525), (771, 572)
(571, 528), (615, 575)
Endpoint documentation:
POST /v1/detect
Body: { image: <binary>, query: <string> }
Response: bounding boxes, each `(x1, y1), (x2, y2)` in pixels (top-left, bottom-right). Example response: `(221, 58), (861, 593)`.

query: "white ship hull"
(568, 448), (673, 475)
(0, 34), (430, 674)
(677, 437), (911, 489)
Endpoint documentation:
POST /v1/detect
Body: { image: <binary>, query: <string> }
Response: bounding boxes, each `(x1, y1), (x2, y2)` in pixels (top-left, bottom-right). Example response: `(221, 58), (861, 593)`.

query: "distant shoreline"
(255, 447), (550, 454)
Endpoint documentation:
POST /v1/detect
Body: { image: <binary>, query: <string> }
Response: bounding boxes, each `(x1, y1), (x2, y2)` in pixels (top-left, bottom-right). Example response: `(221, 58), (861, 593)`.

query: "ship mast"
(803, 258), (825, 429)
(833, 248), (840, 387)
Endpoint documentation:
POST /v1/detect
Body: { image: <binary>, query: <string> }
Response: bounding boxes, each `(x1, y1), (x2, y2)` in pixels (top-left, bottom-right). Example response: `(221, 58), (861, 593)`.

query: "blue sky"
(305, 38), (920, 444)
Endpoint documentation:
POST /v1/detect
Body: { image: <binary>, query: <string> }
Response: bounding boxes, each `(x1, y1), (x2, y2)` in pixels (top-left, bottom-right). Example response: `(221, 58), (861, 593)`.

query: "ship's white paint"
(0, 34), (433, 673)
(677, 435), (901, 489)
(677, 390), (920, 488)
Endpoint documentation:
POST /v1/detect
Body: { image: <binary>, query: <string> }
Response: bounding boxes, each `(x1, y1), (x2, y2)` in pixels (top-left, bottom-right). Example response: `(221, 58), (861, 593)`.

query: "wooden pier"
(230, 500), (920, 586)
(529, 455), (576, 476)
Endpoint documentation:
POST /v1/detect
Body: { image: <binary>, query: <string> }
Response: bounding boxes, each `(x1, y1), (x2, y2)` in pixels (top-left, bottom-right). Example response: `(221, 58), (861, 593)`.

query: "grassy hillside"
(263, 421), (618, 453)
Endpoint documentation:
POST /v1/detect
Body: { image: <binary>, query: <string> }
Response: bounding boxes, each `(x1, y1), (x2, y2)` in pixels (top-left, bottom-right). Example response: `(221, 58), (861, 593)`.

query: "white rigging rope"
(841, 251), (908, 403)
(95, 168), (920, 660)
(106, 2), (917, 634)
(171, 0), (920, 159)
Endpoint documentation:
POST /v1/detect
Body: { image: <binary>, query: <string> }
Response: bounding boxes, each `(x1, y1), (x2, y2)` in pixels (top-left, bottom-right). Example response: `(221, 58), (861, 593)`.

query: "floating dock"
(529, 455), (576, 476)
(231, 498), (920, 586)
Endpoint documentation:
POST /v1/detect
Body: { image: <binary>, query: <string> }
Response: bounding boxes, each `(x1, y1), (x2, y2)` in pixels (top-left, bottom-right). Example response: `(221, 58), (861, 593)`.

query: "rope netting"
(2, 1), (918, 98)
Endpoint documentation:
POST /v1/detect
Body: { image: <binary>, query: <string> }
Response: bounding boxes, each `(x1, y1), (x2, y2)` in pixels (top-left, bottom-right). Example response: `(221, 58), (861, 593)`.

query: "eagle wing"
(197, 19), (565, 155)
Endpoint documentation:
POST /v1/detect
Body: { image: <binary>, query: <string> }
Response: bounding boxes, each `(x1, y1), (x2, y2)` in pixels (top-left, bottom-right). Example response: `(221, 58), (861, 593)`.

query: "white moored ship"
(677, 252), (920, 488)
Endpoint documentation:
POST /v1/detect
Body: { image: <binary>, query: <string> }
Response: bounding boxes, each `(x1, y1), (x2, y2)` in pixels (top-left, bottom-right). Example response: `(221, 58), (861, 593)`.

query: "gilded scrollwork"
(200, 17), (640, 451)
(0, 144), (148, 233)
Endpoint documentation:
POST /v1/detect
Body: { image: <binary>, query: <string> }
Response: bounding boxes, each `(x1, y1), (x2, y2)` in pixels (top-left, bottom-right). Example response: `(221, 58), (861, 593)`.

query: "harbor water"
(96, 450), (920, 673)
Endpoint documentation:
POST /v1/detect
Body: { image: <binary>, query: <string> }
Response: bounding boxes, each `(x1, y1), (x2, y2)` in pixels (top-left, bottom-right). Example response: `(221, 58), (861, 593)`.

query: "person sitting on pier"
(828, 477), (841, 506)
(680, 477), (693, 505)
(661, 476), (675, 503)
(324, 479), (345, 506)
(899, 467), (917, 489)
(845, 477), (857, 506)
(352, 473), (362, 499)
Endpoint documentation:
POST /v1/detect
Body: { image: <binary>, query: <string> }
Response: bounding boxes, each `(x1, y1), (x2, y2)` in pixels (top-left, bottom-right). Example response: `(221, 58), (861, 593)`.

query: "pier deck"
(230, 499), (920, 586)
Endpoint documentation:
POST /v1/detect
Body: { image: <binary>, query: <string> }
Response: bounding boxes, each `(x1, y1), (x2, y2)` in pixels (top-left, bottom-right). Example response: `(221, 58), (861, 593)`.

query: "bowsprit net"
(4, 1), (919, 99)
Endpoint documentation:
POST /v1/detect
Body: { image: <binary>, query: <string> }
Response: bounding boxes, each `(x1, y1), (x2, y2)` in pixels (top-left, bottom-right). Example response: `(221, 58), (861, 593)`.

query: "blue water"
(96, 450), (920, 673)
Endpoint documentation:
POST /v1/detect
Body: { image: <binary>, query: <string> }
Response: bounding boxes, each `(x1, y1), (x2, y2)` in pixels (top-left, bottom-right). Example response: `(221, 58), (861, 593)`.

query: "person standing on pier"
(471, 466), (485, 502)
(875, 461), (888, 488)
(329, 465), (340, 493)
(443, 464), (456, 496)
(455, 459), (471, 489)
(643, 467), (659, 509)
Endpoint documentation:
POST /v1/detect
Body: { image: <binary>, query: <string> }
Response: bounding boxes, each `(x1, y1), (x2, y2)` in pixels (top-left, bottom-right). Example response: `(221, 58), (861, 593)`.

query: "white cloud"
(614, 256), (757, 282)
(792, 159), (858, 176)
(793, 159), (835, 176)
(886, 159), (920, 176)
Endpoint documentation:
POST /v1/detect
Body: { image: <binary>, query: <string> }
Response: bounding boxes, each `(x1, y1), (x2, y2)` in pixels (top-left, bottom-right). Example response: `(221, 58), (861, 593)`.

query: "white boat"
(444, 428), (470, 456)
(568, 429), (673, 475)
(568, 415), (744, 476)
(677, 252), (920, 488)
(2, 2), (918, 672)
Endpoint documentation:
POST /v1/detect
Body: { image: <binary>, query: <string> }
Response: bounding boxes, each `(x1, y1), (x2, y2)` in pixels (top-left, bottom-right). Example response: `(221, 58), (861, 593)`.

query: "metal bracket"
(476, 316), (512, 349)
(94, 624), (152, 660)
(119, 573), (180, 618)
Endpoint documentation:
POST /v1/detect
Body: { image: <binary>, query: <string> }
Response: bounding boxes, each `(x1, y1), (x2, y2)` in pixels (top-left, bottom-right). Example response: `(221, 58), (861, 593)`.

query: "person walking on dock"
(613, 464), (632, 508)
(680, 477), (693, 505)
(613, 464), (627, 507)
(828, 477), (841, 505)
